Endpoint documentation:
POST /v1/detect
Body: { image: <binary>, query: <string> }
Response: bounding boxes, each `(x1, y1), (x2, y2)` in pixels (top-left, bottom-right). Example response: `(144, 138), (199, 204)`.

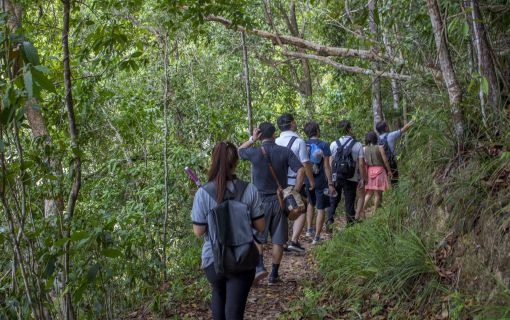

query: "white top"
(276, 131), (309, 185)
(330, 136), (364, 182)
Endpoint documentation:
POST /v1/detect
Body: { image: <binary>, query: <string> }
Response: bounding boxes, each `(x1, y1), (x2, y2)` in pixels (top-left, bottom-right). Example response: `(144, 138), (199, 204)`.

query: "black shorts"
(307, 187), (330, 210)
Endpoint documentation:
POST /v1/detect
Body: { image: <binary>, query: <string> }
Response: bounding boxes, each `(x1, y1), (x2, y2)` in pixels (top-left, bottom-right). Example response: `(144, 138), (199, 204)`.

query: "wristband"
(249, 136), (254, 143)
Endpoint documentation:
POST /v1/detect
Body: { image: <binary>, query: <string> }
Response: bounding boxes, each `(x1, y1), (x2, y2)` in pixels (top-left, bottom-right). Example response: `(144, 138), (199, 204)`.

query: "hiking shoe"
(312, 236), (321, 245)
(288, 241), (305, 253)
(253, 268), (268, 285)
(268, 275), (281, 285)
(305, 228), (314, 237)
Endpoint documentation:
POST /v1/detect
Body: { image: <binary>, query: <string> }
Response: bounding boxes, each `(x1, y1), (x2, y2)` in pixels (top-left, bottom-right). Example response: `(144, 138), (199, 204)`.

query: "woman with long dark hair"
(363, 131), (392, 214)
(191, 141), (265, 320)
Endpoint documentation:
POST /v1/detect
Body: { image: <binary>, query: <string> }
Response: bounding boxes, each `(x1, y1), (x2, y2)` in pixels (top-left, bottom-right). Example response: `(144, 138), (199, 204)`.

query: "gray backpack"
(203, 180), (258, 275)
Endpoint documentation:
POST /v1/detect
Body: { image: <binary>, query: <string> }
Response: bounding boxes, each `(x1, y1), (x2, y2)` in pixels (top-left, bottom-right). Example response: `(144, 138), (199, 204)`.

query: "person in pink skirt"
(363, 131), (392, 214)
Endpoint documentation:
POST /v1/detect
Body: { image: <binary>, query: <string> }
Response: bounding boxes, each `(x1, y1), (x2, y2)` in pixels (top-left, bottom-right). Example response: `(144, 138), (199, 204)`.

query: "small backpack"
(203, 180), (258, 275)
(378, 134), (397, 170)
(332, 138), (356, 180)
(307, 142), (324, 175)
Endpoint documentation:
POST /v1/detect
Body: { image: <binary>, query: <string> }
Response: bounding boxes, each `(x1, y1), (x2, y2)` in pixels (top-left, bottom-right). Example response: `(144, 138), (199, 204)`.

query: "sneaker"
(253, 268), (268, 285)
(305, 228), (314, 237)
(268, 275), (281, 285)
(287, 241), (305, 253)
(312, 236), (321, 245)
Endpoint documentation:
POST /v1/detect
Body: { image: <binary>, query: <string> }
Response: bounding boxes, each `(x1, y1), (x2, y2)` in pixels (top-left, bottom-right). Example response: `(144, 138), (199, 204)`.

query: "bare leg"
(364, 190), (373, 211)
(374, 191), (382, 209)
(306, 203), (314, 231)
(272, 244), (284, 264)
(315, 209), (325, 239)
(291, 213), (306, 243)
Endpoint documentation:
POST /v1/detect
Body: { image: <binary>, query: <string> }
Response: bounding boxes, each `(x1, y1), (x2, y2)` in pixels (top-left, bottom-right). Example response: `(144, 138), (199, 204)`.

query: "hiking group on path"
(191, 113), (413, 320)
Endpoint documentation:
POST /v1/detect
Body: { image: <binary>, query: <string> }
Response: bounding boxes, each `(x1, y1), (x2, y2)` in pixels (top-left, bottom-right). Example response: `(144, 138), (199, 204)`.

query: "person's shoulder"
(244, 182), (259, 195)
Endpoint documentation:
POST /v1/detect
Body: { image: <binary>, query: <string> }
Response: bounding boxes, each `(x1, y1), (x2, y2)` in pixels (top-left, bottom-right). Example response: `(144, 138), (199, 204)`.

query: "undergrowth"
(287, 109), (510, 319)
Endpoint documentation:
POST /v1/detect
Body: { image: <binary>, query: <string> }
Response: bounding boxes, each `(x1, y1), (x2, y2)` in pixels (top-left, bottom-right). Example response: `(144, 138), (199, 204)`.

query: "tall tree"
(464, 0), (500, 118)
(240, 31), (253, 135)
(369, 0), (383, 128)
(426, 0), (465, 144)
(62, 0), (81, 319)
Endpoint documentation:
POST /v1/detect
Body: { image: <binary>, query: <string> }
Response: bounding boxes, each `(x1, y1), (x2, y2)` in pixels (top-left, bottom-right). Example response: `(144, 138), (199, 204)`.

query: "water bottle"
(184, 167), (202, 187)
(324, 187), (338, 198)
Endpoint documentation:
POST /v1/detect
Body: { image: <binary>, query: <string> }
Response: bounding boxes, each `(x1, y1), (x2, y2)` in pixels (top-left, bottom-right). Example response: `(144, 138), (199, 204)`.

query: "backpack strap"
(202, 180), (248, 203)
(379, 133), (393, 157)
(233, 180), (249, 202)
(344, 138), (356, 154)
(202, 182), (218, 203)
(337, 137), (353, 155)
(287, 136), (297, 149)
(261, 146), (283, 189)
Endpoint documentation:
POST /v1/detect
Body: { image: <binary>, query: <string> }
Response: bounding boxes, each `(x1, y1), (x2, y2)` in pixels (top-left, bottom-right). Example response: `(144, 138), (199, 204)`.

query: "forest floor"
(173, 217), (348, 320)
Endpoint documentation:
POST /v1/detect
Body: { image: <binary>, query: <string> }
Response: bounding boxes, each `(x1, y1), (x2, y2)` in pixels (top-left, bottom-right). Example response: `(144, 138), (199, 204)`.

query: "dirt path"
(174, 218), (345, 320)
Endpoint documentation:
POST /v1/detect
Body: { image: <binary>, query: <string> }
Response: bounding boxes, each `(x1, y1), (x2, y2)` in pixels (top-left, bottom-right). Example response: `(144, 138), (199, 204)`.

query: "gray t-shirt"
(275, 131), (309, 185)
(239, 141), (303, 197)
(379, 130), (401, 155)
(191, 181), (263, 269)
(330, 136), (364, 182)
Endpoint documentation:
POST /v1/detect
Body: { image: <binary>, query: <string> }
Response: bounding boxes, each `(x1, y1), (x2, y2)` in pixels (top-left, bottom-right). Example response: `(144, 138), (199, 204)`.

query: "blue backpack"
(308, 143), (323, 164)
(307, 142), (324, 175)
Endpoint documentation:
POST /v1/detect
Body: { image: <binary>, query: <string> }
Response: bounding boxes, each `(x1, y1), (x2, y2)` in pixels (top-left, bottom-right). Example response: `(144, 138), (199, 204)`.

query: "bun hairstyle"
(365, 131), (379, 145)
(207, 142), (239, 203)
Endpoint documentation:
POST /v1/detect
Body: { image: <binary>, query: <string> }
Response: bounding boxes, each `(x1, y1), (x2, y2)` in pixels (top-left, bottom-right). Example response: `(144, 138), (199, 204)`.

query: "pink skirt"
(365, 166), (389, 191)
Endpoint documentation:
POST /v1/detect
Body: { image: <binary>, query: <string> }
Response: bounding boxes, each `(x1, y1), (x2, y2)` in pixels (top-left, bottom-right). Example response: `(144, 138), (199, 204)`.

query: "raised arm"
(239, 128), (261, 150)
(400, 120), (414, 134)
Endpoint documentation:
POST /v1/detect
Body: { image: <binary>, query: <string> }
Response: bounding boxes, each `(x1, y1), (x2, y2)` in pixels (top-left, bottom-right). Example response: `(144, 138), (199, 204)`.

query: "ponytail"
(207, 142), (239, 203)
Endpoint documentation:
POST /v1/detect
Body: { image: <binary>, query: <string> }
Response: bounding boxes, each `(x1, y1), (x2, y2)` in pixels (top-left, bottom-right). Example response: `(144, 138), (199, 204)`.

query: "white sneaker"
(305, 228), (314, 237)
(312, 237), (321, 245)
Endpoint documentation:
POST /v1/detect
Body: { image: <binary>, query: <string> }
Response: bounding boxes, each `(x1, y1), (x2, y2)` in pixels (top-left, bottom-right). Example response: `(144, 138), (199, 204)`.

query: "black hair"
(259, 122), (276, 140)
(304, 121), (320, 138)
(277, 113), (294, 131)
(376, 121), (388, 134)
(337, 120), (351, 135)
(365, 131), (379, 145)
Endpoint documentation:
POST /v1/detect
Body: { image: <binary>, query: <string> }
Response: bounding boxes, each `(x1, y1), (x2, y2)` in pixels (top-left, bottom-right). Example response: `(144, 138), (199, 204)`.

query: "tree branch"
(204, 14), (395, 63)
(283, 51), (411, 81)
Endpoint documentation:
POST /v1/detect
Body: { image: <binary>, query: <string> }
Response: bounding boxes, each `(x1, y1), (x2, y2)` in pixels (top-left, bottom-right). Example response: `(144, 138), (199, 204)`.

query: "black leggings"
(204, 265), (255, 320)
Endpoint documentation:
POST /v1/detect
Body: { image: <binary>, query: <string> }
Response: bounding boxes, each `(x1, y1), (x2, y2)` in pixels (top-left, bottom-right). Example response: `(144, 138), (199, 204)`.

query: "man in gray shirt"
(375, 120), (413, 184)
(239, 122), (305, 285)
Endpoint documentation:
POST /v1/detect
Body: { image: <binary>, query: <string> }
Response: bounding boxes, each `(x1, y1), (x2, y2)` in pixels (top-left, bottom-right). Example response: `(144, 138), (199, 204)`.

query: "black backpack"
(378, 134), (397, 170)
(203, 180), (258, 275)
(332, 138), (356, 180)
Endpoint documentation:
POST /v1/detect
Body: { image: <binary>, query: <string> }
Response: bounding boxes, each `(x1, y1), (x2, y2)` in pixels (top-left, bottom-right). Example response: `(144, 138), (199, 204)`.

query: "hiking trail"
(173, 218), (347, 319)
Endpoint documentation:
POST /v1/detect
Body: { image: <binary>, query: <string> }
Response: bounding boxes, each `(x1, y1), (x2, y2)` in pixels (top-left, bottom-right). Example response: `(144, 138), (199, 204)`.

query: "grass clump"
(313, 210), (441, 317)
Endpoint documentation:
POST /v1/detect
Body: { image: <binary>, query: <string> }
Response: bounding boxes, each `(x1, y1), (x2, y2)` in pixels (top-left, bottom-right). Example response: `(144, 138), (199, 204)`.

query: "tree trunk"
(383, 33), (400, 113)
(240, 31), (253, 135)
(426, 0), (465, 145)
(369, 0), (383, 128)
(62, 1), (80, 319)
(465, 0), (500, 116)
(161, 35), (171, 281)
